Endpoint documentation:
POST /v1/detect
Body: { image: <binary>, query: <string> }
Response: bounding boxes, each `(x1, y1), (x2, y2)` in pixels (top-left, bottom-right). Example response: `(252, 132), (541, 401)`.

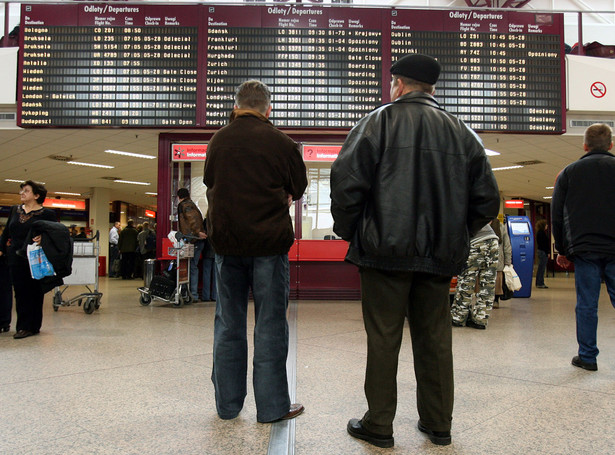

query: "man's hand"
(198, 232), (207, 239)
(288, 194), (293, 208)
(557, 254), (571, 269)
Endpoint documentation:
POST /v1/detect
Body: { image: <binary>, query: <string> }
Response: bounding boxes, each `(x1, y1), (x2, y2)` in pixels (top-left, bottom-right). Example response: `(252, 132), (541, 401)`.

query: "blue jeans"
(211, 254), (291, 422)
(536, 250), (548, 286)
(189, 240), (205, 299)
(573, 255), (615, 363)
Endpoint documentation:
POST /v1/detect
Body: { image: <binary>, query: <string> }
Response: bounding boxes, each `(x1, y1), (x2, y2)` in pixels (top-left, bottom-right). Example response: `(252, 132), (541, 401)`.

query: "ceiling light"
(145, 192), (158, 195)
(5, 178), (46, 184)
(114, 180), (151, 186)
(54, 191), (82, 196)
(545, 186), (554, 190)
(543, 196), (552, 199)
(67, 161), (114, 169)
(492, 165), (524, 171)
(104, 150), (156, 160)
(485, 149), (500, 156)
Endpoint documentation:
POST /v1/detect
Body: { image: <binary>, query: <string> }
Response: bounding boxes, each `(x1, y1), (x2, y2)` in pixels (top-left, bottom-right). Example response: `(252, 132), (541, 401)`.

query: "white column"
(89, 187), (111, 269)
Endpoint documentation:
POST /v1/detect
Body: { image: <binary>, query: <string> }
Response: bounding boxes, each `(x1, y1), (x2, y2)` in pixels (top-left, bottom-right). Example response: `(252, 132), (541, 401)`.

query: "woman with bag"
(0, 181), (56, 339)
(492, 218), (512, 308)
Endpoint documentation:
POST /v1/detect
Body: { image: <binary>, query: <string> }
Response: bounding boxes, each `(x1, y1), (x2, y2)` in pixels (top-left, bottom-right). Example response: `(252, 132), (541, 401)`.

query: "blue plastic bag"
(27, 243), (56, 280)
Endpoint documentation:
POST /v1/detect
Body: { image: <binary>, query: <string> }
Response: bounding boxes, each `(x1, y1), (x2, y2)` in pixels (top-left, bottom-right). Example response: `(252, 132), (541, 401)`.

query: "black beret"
(390, 54), (441, 85)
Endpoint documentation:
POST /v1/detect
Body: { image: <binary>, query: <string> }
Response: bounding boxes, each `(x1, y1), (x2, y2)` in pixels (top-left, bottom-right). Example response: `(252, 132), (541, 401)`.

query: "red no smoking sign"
(591, 82), (607, 98)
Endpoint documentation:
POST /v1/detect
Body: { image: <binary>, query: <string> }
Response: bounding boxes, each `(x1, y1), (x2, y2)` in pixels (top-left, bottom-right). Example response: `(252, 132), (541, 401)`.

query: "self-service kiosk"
(507, 216), (534, 298)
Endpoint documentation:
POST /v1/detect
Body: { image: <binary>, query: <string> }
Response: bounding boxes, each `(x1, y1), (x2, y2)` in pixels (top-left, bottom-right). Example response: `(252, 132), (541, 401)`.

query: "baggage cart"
(53, 231), (103, 314)
(137, 241), (193, 307)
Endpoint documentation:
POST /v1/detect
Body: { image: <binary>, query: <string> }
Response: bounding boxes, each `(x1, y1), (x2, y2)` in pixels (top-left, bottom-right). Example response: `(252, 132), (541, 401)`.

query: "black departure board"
(18, 4), (566, 133)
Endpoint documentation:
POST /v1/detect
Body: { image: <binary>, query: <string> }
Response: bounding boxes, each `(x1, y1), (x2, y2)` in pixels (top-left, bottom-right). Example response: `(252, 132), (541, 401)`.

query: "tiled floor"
(1, 273), (614, 454)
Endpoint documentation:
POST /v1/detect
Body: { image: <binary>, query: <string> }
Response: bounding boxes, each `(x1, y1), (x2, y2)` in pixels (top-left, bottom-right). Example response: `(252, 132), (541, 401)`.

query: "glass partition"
(303, 165), (338, 240)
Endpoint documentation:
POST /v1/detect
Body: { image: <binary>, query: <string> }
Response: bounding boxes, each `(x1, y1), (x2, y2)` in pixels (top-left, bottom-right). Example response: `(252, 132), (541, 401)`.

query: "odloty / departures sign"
(18, 3), (565, 133)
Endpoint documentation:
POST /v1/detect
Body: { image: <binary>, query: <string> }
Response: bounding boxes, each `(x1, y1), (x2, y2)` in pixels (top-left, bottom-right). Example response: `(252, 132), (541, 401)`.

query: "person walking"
(177, 188), (207, 302)
(552, 123), (615, 372)
(451, 223), (499, 329)
(118, 219), (138, 280)
(330, 54), (499, 447)
(492, 217), (512, 308)
(108, 221), (121, 278)
(204, 80), (307, 423)
(0, 180), (57, 339)
(535, 219), (550, 289)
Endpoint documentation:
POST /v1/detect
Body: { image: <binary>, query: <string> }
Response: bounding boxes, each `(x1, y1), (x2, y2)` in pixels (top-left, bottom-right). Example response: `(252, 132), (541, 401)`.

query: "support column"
(90, 187), (111, 274)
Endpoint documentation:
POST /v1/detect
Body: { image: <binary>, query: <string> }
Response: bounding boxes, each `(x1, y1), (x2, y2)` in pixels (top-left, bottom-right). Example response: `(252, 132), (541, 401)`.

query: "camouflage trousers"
(451, 238), (499, 326)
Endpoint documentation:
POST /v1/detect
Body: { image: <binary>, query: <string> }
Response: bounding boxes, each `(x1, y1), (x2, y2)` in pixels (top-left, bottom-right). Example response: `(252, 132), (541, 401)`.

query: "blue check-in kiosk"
(507, 216), (534, 298)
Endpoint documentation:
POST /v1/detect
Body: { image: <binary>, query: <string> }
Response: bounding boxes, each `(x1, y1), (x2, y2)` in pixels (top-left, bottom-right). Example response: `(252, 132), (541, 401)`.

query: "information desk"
(19, 3), (565, 133)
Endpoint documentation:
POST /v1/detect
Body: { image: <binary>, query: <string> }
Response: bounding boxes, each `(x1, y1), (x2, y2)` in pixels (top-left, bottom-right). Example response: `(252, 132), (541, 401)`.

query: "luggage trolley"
(138, 239), (193, 307)
(53, 231), (103, 314)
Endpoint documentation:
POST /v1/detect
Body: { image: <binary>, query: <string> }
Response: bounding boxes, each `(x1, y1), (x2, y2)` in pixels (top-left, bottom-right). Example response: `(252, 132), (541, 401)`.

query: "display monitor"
(510, 222), (530, 235)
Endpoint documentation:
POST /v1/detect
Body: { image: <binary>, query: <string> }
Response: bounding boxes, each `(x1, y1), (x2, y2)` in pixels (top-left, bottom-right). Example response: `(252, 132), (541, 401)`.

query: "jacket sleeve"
(502, 226), (512, 265)
(330, 120), (380, 241)
(286, 143), (308, 201)
(551, 169), (567, 255)
(466, 131), (500, 236)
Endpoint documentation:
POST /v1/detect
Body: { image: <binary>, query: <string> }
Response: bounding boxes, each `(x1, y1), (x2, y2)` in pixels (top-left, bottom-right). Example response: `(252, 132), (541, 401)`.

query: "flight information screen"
(18, 4), (565, 133)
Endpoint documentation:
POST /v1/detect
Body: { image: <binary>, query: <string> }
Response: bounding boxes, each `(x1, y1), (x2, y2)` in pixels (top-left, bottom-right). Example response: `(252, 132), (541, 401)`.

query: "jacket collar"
(580, 150), (615, 159)
(393, 91), (441, 109)
(230, 108), (271, 124)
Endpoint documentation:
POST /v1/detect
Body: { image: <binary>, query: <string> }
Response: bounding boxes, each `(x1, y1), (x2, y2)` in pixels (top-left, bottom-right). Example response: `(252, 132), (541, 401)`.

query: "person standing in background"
(330, 54), (499, 448)
(177, 188), (207, 302)
(492, 217), (512, 308)
(0, 225), (13, 333)
(552, 123), (615, 372)
(0, 180), (57, 339)
(201, 218), (216, 302)
(118, 219), (138, 280)
(109, 221), (121, 278)
(204, 79), (307, 423)
(535, 219), (550, 289)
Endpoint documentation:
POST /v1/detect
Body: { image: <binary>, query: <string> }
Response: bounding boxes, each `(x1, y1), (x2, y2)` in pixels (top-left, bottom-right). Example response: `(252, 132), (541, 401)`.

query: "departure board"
(18, 4), (566, 133)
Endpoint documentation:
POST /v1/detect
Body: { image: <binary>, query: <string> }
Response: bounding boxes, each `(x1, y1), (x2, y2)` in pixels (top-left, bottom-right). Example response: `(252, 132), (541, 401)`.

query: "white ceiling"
(0, 123), (590, 210)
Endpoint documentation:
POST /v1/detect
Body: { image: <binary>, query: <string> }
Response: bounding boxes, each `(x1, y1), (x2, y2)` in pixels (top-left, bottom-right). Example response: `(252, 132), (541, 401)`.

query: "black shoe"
(536, 284), (549, 289)
(571, 355), (597, 371)
(466, 319), (486, 330)
(347, 418), (394, 448)
(13, 330), (37, 339)
(452, 319), (464, 327)
(417, 420), (451, 446)
(1, 326), (9, 333)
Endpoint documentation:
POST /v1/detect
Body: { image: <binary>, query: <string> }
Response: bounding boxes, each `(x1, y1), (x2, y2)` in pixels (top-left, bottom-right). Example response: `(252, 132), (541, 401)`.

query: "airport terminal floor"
(1, 273), (614, 455)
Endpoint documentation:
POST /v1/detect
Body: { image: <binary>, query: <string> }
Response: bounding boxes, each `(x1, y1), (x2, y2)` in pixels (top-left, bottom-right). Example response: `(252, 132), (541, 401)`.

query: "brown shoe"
(279, 403), (304, 420)
(13, 330), (37, 339)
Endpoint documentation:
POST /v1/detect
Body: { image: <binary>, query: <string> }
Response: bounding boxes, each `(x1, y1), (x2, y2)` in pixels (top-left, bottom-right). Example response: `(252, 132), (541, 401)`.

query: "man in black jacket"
(552, 123), (615, 372)
(331, 54), (499, 448)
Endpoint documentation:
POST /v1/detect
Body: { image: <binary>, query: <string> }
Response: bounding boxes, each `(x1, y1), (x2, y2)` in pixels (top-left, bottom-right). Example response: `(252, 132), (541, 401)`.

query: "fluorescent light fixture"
(545, 186), (554, 190)
(492, 165), (524, 171)
(114, 180), (151, 186)
(543, 196), (552, 199)
(485, 149), (500, 156)
(5, 178), (46, 184)
(145, 192), (158, 195)
(67, 161), (114, 169)
(54, 191), (81, 196)
(104, 149), (156, 160)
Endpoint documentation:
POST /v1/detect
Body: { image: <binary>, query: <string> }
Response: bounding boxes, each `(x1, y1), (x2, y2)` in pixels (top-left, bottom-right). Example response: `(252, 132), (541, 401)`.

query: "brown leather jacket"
(178, 198), (204, 241)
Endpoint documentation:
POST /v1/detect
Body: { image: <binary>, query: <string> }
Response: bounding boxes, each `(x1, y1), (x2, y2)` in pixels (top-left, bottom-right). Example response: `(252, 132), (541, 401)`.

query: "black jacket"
(330, 91), (500, 276)
(19, 220), (74, 293)
(552, 150), (615, 258)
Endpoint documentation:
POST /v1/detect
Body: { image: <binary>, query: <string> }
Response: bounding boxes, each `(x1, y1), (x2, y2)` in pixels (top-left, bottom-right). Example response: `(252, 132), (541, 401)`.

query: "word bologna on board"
(268, 6), (324, 16)
(449, 11), (503, 21)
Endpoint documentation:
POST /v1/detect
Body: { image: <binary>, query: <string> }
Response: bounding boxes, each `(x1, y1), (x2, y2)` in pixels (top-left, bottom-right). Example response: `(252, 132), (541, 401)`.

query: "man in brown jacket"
(204, 80), (307, 423)
(177, 188), (207, 301)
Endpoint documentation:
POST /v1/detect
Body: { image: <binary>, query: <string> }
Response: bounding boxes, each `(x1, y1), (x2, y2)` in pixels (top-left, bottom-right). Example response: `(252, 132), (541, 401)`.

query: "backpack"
(145, 230), (156, 252)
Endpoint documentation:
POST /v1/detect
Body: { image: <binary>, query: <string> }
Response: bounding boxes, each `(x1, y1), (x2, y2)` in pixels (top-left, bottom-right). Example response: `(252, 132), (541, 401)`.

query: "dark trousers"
(360, 268), (454, 435)
(120, 252), (136, 279)
(10, 258), (45, 333)
(0, 258), (13, 328)
(108, 244), (119, 277)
